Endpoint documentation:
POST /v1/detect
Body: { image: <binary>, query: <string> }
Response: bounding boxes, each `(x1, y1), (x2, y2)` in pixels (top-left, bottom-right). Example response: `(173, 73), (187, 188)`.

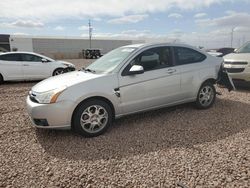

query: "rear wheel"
(53, 68), (64, 76)
(72, 99), (112, 137)
(195, 82), (216, 109)
(0, 74), (4, 84)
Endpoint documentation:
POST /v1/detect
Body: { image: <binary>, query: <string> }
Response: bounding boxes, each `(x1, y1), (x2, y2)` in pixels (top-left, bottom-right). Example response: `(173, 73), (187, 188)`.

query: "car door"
(118, 46), (182, 115)
(0, 53), (23, 80)
(173, 46), (208, 100)
(21, 53), (51, 79)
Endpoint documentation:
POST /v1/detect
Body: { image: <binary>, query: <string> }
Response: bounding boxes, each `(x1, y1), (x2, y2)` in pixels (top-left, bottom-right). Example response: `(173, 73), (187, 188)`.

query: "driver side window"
(122, 47), (172, 76)
(21, 54), (43, 62)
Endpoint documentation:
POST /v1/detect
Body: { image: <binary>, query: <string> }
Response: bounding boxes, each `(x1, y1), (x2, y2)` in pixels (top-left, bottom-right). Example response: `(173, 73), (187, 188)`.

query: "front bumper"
(223, 64), (250, 81)
(64, 67), (76, 73)
(227, 69), (250, 82)
(26, 96), (74, 129)
(230, 72), (250, 81)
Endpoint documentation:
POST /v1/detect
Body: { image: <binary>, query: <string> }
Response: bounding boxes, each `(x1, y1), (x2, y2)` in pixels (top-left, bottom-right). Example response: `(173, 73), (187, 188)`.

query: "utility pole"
(231, 27), (236, 48)
(88, 19), (92, 49)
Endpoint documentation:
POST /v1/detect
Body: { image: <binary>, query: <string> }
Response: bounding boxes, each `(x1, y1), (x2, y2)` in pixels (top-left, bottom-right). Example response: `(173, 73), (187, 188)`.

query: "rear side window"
(0, 54), (21, 61)
(21, 54), (43, 62)
(174, 47), (206, 65)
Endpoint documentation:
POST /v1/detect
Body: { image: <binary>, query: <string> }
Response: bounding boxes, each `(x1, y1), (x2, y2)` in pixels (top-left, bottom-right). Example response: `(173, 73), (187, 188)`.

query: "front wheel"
(53, 68), (64, 76)
(72, 99), (113, 137)
(195, 82), (216, 109)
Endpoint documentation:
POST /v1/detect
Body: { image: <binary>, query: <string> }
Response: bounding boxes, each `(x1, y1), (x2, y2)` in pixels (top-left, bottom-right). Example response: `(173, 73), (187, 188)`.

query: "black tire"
(0, 74), (3, 84)
(195, 81), (216, 109)
(53, 68), (64, 76)
(72, 99), (113, 137)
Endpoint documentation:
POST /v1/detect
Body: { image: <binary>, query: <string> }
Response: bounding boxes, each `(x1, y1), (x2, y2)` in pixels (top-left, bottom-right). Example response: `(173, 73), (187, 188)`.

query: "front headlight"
(35, 86), (67, 104)
(63, 63), (74, 68)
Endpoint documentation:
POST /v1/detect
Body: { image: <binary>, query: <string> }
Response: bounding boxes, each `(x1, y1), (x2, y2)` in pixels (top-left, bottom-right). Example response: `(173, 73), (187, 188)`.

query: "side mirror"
(41, 58), (48, 63)
(234, 49), (237, 53)
(128, 65), (144, 75)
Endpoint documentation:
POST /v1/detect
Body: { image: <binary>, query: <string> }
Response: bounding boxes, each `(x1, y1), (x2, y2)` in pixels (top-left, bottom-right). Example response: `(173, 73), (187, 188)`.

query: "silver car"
(26, 43), (234, 137)
(223, 42), (250, 82)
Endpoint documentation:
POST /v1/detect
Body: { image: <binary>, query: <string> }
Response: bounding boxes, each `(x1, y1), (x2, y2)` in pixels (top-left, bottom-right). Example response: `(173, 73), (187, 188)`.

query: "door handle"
(166, 68), (176, 74)
(23, 64), (29, 66)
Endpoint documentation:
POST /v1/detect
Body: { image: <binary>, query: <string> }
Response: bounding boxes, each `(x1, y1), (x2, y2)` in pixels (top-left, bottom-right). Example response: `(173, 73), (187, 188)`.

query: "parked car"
(223, 42), (250, 82)
(217, 48), (235, 56)
(27, 43), (234, 137)
(207, 48), (235, 57)
(82, 49), (102, 59)
(0, 47), (8, 53)
(207, 51), (223, 57)
(0, 52), (75, 83)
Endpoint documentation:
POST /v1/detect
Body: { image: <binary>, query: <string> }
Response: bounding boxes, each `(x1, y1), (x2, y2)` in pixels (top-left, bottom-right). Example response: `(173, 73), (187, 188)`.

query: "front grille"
(224, 68), (245, 73)
(224, 61), (248, 65)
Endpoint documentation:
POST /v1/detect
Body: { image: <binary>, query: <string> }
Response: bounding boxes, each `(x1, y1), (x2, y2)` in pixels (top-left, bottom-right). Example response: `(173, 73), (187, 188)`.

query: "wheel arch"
(71, 96), (116, 126)
(195, 78), (216, 97)
(202, 78), (216, 85)
(0, 72), (4, 82)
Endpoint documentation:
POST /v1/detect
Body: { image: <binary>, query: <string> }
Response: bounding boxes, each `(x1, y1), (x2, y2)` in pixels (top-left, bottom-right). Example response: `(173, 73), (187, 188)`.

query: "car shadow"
(2, 80), (38, 86)
(36, 98), (250, 161)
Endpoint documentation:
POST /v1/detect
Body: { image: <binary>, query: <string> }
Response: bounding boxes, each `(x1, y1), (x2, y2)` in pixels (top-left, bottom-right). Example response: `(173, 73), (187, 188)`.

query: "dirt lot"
(0, 59), (250, 187)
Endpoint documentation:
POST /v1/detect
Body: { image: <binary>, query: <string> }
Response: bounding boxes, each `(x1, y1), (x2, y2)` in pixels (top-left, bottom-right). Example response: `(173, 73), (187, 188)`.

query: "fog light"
(33, 119), (49, 126)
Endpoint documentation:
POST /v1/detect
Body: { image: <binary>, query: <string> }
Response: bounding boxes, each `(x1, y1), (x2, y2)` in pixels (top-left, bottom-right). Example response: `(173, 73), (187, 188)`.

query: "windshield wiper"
(80, 67), (96, 73)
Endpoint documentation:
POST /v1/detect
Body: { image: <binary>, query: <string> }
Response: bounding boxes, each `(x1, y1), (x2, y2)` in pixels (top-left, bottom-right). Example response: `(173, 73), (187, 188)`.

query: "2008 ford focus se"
(26, 43), (234, 137)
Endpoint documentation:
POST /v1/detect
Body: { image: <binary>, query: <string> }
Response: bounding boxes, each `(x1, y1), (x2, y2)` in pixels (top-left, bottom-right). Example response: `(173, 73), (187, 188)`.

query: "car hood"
(32, 71), (103, 93)
(224, 53), (250, 62)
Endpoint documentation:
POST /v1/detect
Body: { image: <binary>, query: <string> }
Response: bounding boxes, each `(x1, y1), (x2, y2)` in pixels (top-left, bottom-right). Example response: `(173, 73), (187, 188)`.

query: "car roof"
(0, 51), (55, 61)
(123, 44), (146, 48)
(0, 51), (41, 56)
(122, 43), (206, 54)
(123, 42), (199, 49)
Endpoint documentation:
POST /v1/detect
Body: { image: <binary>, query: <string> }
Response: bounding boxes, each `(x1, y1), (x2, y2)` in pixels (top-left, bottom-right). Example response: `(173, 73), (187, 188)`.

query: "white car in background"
(0, 52), (75, 83)
(223, 42), (250, 82)
(207, 51), (223, 57)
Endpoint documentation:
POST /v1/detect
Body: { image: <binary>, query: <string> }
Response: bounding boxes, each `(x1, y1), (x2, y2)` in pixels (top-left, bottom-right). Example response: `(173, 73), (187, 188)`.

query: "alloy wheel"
(80, 105), (108, 134)
(198, 85), (215, 107)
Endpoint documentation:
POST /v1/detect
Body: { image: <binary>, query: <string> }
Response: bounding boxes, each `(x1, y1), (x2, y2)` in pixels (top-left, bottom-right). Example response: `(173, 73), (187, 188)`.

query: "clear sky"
(1, 0), (250, 48)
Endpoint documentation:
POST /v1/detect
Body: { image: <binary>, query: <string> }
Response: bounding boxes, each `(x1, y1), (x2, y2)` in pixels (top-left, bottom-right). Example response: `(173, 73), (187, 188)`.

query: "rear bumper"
(26, 96), (74, 129)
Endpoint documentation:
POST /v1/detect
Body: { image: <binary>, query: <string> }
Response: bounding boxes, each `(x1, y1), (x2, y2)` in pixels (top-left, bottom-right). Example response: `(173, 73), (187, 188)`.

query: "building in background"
(1, 34), (144, 59)
(0, 34), (11, 52)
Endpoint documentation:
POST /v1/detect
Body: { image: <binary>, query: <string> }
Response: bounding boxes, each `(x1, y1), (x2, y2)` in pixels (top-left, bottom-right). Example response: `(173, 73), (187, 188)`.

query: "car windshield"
(236, 42), (250, 53)
(86, 47), (137, 73)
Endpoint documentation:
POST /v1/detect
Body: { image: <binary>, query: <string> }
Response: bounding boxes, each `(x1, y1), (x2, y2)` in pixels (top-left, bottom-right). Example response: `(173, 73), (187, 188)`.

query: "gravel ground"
(0, 59), (250, 187)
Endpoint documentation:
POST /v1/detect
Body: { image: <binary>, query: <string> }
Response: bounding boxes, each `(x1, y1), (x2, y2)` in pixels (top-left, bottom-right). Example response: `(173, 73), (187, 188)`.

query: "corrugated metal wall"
(32, 38), (135, 59)
(10, 37), (33, 52)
